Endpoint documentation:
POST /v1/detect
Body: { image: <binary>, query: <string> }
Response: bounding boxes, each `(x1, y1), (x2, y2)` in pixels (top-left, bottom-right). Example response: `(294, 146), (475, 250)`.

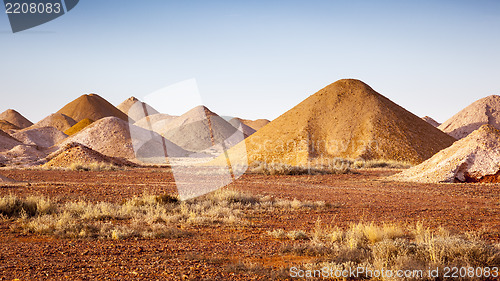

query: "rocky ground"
(0, 168), (498, 280)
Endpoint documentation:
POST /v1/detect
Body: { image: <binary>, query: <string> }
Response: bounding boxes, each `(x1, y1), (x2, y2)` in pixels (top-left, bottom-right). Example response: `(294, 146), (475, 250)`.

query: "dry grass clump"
(248, 161), (351, 175)
(67, 162), (122, 171)
(0, 194), (56, 218)
(275, 222), (500, 280)
(353, 159), (412, 169)
(40, 162), (123, 171)
(2, 190), (327, 239)
(248, 158), (411, 175)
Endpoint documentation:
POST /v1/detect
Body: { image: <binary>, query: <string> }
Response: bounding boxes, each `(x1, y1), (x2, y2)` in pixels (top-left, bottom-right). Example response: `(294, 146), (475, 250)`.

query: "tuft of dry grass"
(248, 161), (351, 175)
(275, 222), (500, 280)
(39, 162), (123, 172)
(248, 158), (411, 175)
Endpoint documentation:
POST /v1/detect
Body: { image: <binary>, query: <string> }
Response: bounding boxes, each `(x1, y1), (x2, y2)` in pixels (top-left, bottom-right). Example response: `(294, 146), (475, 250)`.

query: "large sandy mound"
(44, 143), (138, 168)
(234, 118), (270, 131)
(0, 120), (20, 131)
(64, 118), (94, 136)
(60, 117), (189, 160)
(0, 109), (33, 129)
(155, 106), (245, 152)
(438, 95), (500, 139)
(421, 116), (440, 127)
(117, 97), (159, 123)
(227, 79), (456, 166)
(0, 130), (22, 152)
(390, 124), (500, 183)
(228, 118), (256, 137)
(29, 113), (76, 131)
(12, 127), (68, 147)
(56, 93), (128, 122)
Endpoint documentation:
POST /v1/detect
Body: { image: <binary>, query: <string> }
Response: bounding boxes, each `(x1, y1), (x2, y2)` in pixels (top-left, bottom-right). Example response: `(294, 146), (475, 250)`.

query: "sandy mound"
(0, 130), (22, 152)
(0, 109), (33, 129)
(391, 124), (500, 183)
(0, 120), (20, 131)
(64, 118), (94, 136)
(421, 116), (440, 127)
(117, 97), (159, 123)
(234, 118), (270, 131)
(438, 95), (500, 139)
(60, 117), (189, 160)
(44, 143), (137, 168)
(12, 127), (68, 147)
(228, 118), (256, 137)
(29, 113), (76, 131)
(155, 106), (245, 152)
(226, 79), (456, 166)
(56, 93), (128, 122)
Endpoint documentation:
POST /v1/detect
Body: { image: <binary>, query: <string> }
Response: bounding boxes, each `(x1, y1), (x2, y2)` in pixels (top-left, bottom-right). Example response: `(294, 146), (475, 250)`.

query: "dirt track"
(0, 169), (498, 280)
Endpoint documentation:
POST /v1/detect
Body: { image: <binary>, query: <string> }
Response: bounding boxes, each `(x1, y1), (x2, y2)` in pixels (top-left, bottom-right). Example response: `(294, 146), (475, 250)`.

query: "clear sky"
(1, 0), (500, 123)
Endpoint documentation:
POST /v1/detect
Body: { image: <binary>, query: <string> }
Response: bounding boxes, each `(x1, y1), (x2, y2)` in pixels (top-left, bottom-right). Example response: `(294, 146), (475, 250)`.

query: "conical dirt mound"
(438, 95), (500, 139)
(0, 120), (19, 131)
(421, 116), (440, 127)
(390, 124), (500, 183)
(0, 109), (33, 129)
(230, 79), (456, 165)
(12, 127), (68, 148)
(29, 113), (76, 131)
(117, 97), (159, 123)
(155, 106), (245, 152)
(44, 142), (138, 168)
(60, 117), (189, 160)
(56, 93), (128, 122)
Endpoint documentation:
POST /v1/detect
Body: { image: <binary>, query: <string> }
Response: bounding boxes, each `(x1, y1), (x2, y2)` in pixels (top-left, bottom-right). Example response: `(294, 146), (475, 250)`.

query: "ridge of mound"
(117, 97), (159, 123)
(0, 174), (17, 183)
(0, 130), (22, 152)
(155, 106), (245, 152)
(12, 127), (68, 147)
(227, 79), (456, 166)
(60, 117), (189, 160)
(64, 118), (94, 136)
(438, 95), (500, 139)
(228, 118), (256, 137)
(234, 118), (270, 131)
(0, 120), (20, 131)
(56, 93), (128, 122)
(44, 142), (138, 168)
(134, 114), (177, 131)
(0, 109), (33, 129)
(390, 124), (500, 183)
(1, 144), (46, 165)
(421, 116), (440, 127)
(29, 113), (77, 132)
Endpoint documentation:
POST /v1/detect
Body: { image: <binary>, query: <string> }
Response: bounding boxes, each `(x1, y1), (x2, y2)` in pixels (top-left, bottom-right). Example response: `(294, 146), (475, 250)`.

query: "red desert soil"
(0, 168), (498, 280)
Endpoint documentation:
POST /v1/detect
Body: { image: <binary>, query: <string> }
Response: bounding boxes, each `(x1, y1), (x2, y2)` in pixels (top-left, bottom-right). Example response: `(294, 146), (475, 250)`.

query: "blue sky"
(1, 0), (500, 123)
